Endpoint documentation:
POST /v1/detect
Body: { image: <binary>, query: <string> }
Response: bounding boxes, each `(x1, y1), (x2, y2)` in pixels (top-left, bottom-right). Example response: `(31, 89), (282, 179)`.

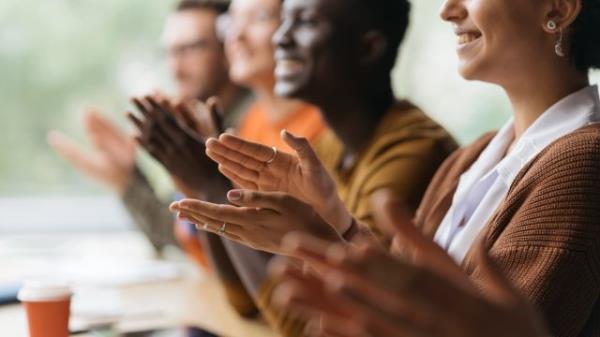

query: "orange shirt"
(237, 102), (326, 152)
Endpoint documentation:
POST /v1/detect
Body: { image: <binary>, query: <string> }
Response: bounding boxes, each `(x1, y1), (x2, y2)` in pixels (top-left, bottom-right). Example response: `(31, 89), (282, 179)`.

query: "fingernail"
(228, 190), (242, 201)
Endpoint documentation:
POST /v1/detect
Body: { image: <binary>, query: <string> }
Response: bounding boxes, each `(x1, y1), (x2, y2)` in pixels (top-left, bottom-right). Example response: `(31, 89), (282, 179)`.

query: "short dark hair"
(569, 0), (600, 71)
(351, 0), (411, 74)
(175, 0), (230, 15)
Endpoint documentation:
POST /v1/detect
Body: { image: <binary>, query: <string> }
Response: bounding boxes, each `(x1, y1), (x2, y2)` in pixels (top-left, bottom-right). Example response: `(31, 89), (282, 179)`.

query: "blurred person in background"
(48, 0), (252, 254)
(48, 0), (259, 318)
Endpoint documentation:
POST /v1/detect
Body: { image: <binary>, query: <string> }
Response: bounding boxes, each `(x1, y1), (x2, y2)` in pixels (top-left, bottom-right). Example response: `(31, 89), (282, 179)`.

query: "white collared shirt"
(434, 85), (600, 263)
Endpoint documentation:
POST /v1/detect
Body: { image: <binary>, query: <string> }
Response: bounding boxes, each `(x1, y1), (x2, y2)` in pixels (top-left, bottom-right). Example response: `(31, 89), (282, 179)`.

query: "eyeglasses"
(217, 8), (280, 40)
(161, 39), (212, 59)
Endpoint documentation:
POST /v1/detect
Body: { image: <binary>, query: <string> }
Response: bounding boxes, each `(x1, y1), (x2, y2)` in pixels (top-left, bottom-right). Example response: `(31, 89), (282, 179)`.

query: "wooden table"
(0, 233), (277, 337)
(0, 278), (275, 337)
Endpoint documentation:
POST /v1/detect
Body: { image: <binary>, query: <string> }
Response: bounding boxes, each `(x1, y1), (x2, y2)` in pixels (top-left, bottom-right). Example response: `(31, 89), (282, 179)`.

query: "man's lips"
(275, 58), (305, 78)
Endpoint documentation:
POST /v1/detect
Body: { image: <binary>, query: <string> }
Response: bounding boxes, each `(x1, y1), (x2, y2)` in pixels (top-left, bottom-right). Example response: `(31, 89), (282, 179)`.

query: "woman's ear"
(359, 30), (388, 67)
(542, 0), (582, 32)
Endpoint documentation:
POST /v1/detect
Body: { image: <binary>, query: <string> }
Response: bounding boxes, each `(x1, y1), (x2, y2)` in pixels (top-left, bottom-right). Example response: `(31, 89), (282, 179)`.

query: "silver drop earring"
(547, 20), (565, 57)
(555, 29), (565, 57)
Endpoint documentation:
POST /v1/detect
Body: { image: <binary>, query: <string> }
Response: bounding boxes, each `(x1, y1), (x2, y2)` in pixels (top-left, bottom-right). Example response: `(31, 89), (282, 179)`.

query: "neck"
(253, 85), (306, 124)
(319, 80), (395, 155)
(503, 60), (589, 141)
(215, 81), (241, 112)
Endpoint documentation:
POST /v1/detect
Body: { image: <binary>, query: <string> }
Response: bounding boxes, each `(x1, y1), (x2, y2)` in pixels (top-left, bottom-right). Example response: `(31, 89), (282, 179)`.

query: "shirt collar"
(495, 85), (600, 184)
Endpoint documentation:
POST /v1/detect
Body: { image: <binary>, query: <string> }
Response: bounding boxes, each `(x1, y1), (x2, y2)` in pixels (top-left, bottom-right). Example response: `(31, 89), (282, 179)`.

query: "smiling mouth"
(275, 59), (305, 78)
(457, 32), (482, 45)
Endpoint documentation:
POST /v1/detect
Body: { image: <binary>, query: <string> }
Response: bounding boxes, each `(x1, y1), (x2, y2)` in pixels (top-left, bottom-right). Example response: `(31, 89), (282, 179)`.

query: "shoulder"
(237, 103), (266, 135)
(485, 124), (600, 253)
(365, 101), (459, 164)
(542, 123), (600, 159)
(418, 130), (497, 188)
(517, 124), (600, 185)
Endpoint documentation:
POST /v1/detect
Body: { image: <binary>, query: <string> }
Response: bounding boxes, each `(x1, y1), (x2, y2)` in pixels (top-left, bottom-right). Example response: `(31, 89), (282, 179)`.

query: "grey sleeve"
(121, 166), (177, 250)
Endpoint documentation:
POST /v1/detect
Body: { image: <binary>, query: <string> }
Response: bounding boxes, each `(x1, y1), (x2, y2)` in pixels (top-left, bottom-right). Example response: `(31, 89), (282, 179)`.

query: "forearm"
(221, 239), (312, 337)
(121, 167), (177, 250)
(475, 244), (600, 337)
(221, 239), (272, 298)
(319, 194), (354, 235)
(199, 232), (259, 317)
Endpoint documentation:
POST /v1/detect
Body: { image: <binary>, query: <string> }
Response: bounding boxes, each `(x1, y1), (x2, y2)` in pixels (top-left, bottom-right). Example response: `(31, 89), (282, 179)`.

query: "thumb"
(227, 189), (287, 212)
(371, 189), (425, 250)
(281, 130), (321, 169)
(174, 101), (201, 133)
(474, 240), (519, 304)
(207, 96), (225, 135)
(47, 131), (81, 158)
(47, 131), (99, 174)
(371, 189), (468, 286)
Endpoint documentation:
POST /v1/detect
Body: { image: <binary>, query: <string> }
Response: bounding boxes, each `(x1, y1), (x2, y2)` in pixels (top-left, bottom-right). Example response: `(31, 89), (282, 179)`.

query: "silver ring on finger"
(218, 222), (227, 235)
(266, 147), (278, 164)
(195, 223), (210, 231)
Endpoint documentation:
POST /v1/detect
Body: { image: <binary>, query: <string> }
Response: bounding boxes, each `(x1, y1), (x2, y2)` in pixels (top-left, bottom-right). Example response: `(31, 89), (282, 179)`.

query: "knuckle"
(246, 191), (261, 203)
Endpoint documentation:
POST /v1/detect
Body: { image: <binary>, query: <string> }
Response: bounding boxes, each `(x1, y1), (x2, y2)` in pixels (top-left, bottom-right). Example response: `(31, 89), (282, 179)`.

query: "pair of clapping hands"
(265, 195), (549, 337)
(126, 95), (229, 199)
(170, 123), (355, 254)
(48, 94), (229, 199)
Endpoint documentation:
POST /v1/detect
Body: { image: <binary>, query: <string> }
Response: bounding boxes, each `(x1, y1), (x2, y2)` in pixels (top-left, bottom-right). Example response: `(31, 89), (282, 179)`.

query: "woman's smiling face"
(440, 0), (553, 85)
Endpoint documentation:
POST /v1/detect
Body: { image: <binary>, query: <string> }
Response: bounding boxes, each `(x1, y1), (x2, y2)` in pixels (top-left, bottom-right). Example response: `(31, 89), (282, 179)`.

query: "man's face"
(161, 9), (229, 101)
(273, 0), (359, 103)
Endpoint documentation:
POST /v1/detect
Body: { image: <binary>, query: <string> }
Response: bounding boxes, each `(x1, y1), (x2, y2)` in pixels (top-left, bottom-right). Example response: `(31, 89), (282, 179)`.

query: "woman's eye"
(255, 9), (276, 22)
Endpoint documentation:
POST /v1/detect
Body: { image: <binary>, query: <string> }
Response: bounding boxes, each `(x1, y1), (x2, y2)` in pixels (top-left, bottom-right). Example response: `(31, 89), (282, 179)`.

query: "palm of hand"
(48, 110), (137, 193)
(127, 96), (227, 197)
(253, 151), (337, 217)
(86, 115), (136, 172)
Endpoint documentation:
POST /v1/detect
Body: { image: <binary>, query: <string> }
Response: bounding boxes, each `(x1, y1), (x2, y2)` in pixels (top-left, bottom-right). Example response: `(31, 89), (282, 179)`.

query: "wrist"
(115, 166), (137, 196)
(341, 218), (359, 241)
(321, 198), (353, 234)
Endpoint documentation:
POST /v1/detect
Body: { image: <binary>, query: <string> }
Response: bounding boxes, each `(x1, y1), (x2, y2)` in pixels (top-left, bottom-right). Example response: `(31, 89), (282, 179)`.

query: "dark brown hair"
(353, 0), (411, 73)
(569, 0), (600, 71)
(176, 0), (230, 15)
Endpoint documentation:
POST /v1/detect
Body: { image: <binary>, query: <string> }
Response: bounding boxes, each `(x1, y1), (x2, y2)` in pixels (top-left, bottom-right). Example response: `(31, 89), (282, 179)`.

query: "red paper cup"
(18, 282), (72, 337)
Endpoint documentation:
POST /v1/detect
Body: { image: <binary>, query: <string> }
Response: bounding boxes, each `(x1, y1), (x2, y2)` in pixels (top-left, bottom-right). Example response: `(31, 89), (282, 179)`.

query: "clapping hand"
(127, 96), (227, 198)
(269, 231), (549, 337)
(48, 109), (136, 194)
(170, 190), (344, 256)
(205, 131), (353, 233)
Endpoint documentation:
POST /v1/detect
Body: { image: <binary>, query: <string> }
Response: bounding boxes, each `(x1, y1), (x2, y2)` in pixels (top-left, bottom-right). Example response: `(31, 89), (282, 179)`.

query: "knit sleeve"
(468, 132), (600, 337)
(351, 134), (457, 245)
(257, 277), (307, 337)
(121, 166), (177, 250)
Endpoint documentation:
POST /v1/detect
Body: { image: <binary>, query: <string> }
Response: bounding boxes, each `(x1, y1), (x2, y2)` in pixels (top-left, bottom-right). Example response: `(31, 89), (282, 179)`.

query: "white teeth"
(275, 59), (304, 77)
(457, 33), (481, 45)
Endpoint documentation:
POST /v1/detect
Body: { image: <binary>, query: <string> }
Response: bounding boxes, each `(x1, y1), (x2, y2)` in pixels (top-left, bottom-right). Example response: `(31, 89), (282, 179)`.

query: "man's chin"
(274, 81), (305, 100)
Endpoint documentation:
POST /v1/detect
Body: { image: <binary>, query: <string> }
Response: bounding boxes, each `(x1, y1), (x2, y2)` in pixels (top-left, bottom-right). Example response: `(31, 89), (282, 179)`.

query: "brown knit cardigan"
(415, 124), (600, 337)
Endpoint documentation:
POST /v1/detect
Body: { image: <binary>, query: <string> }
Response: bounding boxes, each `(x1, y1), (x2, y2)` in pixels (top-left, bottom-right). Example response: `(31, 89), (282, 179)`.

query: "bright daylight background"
(0, 0), (598, 232)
